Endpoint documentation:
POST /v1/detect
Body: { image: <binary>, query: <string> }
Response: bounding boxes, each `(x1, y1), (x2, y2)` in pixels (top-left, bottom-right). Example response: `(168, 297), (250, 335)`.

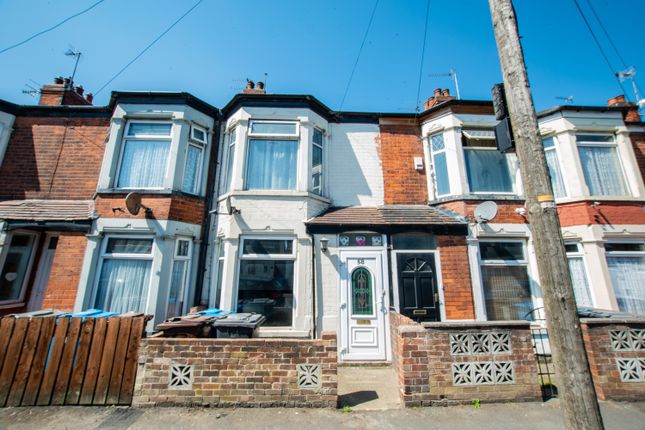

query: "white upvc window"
(93, 236), (154, 314)
(543, 136), (567, 199)
(213, 240), (226, 309)
(311, 128), (324, 195)
(430, 132), (450, 197)
(564, 242), (593, 307)
(219, 127), (236, 194)
(116, 121), (172, 189)
(576, 133), (629, 196)
(604, 241), (645, 314)
(182, 125), (207, 195)
(478, 240), (533, 321)
(237, 237), (296, 327)
(166, 238), (192, 319)
(462, 129), (514, 194)
(245, 120), (299, 190)
(190, 124), (207, 144)
(0, 231), (39, 306)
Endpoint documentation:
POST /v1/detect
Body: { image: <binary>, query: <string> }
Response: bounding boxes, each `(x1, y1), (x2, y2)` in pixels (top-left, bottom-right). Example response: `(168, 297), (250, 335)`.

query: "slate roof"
(0, 200), (96, 221)
(306, 205), (465, 227)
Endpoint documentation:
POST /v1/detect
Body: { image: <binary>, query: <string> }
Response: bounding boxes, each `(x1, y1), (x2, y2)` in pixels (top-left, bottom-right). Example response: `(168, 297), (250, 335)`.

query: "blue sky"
(0, 0), (642, 112)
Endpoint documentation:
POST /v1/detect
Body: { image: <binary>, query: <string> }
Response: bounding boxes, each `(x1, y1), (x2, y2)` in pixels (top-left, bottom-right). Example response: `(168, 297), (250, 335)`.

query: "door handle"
(434, 293), (439, 303)
(340, 302), (347, 309)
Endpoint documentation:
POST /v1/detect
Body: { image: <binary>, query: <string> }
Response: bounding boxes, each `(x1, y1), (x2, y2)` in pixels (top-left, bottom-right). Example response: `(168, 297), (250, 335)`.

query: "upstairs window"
(117, 122), (172, 189)
(219, 127), (236, 194)
(246, 121), (298, 190)
(543, 137), (566, 199)
(182, 125), (207, 195)
(312, 128), (324, 195)
(430, 133), (450, 197)
(576, 134), (628, 196)
(462, 129), (513, 193)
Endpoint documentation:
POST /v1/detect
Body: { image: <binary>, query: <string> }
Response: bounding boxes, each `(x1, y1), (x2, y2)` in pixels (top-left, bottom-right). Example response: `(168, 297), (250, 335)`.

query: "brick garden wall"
(581, 319), (645, 401)
(390, 312), (541, 406)
(133, 333), (337, 408)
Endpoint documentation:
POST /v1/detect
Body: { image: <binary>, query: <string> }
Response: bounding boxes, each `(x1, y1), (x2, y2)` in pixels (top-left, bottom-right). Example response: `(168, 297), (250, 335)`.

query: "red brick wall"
(379, 123), (428, 204)
(630, 132), (645, 180)
(437, 235), (475, 320)
(437, 200), (528, 224)
(558, 201), (645, 227)
(40, 233), (87, 311)
(581, 320), (645, 401)
(0, 116), (109, 200)
(390, 313), (541, 406)
(95, 194), (205, 225)
(133, 333), (338, 407)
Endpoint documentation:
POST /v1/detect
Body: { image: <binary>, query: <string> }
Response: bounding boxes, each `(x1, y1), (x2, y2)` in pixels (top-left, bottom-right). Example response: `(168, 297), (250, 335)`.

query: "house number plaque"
(356, 319), (370, 325)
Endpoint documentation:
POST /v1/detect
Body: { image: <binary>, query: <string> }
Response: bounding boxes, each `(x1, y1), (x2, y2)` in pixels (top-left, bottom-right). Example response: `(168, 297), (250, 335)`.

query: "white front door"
(339, 250), (388, 361)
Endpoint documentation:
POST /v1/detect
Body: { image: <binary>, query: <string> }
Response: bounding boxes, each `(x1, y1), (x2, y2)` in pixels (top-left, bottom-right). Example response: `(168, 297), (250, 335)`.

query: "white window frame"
(236, 235), (297, 327)
(167, 238), (192, 317)
(115, 120), (173, 190)
(543, 135), (569, 199)
(0, 230), (39, 308)
(182, 142), (204, 195)
(477, 239), (536, 321)
(429, 132), (450, 198)
(564, 241), (594, 307)
(311, 127), (324, 195)
(91, 235), (155, 311)
(244, 120), (300, 191)
(462, 129), (515, 195)
(604, 240), (645, 313)
(190, 124), (208, 144)
(575, 133), (630, 197)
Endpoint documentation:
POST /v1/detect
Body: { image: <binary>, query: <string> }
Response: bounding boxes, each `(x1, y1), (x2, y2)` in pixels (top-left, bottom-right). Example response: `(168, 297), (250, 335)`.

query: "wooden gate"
(0, 315), (148, 407)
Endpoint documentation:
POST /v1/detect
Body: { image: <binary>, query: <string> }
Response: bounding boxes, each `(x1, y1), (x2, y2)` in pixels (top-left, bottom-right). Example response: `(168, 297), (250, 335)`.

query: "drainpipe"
(311, 234), (317, 339)
(193, 117), (221, 307)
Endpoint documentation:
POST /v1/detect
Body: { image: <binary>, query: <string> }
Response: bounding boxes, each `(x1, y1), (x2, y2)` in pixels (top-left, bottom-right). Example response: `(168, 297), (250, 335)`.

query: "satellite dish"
(125, 192), (150, 215)
(474, 201), (498, 223)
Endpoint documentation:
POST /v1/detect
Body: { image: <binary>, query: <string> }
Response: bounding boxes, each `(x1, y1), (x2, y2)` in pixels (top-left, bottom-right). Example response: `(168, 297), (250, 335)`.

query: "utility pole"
(488, 1), (604, 429)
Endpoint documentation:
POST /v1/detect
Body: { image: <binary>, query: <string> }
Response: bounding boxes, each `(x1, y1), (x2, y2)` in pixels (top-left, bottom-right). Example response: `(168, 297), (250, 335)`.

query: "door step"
(338, 361), (392, 368)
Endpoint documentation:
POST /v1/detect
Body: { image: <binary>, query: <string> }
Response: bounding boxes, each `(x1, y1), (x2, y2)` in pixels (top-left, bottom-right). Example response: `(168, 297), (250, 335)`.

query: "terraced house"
(0, 79), (643, 364)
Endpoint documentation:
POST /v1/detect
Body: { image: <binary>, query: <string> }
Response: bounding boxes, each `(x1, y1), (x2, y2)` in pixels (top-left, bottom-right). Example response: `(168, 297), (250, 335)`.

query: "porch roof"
(0, 199), (96, 222)
(306, 205), (466, 234)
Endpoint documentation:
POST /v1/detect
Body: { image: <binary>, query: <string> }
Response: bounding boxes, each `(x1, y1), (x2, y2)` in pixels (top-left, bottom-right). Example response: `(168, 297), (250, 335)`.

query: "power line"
(571, 0), (628, 96)
(415, 0), (431, 112)
(0, 0), (106, 55)
(583, 0), (627, 69)
(339, 0), (380, 112)
(94, 0), (204, 96)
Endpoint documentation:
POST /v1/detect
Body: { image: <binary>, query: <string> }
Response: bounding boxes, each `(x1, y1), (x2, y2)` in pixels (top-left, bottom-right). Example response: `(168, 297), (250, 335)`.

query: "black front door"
(396, 253), (440, 321)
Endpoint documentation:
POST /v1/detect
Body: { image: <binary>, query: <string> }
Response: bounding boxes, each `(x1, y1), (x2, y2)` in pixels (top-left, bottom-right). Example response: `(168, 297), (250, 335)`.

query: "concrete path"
(0, 400), (644, 430)
(337, 365), (402, 410)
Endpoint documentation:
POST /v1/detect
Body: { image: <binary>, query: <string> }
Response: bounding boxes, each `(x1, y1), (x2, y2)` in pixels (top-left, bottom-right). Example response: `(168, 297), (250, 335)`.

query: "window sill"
(219, 190), (331, 204)
(555, 196), (645, 204)
(430, 194), (524, 204)
(97, 188), (173, 195)
(255, 328), (311, 338)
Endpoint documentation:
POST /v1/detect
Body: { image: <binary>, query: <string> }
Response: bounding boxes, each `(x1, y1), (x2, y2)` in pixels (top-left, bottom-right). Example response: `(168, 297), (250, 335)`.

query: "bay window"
(576, 134), (628, 196)
(312, 128), (324, 195)
(462, 129), (513, 193)
(246, 121), (298, 190)
(166, 239), (192, 319)
(94, 237), (153, 314)
(543, 137), (567, 199)
(565, 243), (593, 307)
(117, 122), (172, 189)
(220, 127), (236, 194)
(430, 133), (450, 197)
(479, 241), (533, 320)
(182, 125), (206, 195)
(0, 232), (38, 304)
(605, 242), (645, 314)
(237, 238), (295, 326)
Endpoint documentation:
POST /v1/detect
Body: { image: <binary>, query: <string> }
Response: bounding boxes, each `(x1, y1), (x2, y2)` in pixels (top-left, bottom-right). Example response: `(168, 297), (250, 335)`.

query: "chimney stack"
(242, 79), (266, 95)
(39, 76), (93, 106)
(423, 88), (456, 111)
(607, 94), (641, 122)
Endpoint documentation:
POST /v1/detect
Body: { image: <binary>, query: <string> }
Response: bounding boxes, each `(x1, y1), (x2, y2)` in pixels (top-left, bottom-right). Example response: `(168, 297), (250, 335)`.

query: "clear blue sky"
(0, 0), (643, 113)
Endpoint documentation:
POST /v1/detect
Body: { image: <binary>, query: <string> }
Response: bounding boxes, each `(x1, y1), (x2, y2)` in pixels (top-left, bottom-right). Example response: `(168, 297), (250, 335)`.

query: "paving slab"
(337, 365), (402, 410)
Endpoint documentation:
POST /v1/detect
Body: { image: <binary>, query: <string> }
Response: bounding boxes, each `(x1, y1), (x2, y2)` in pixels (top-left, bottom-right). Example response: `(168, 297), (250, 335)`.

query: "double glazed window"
(576, 134), (628, 196)
(565, 243), (592, 307)
(117, 122), (172, 189)
(246, 121), (298, 190)
(181, 125), (207, 195)
(430, 133), (450, 196)
(237, 238), (295, 326)
(543, 137), (567, 199)
(312, 128), (324, 195)
(94, 237), (153, 314)
(462, 129), (513, 193)
(166, 239), (192, 319)
(605, 242), (645, 314)
(479, 241), (533, 320)
(220, 127), (236, 194)
(0, 232), (37, 304)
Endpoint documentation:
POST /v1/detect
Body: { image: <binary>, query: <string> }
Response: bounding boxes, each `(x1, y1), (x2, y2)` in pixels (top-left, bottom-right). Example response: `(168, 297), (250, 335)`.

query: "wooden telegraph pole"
(488, 1), (604, 429)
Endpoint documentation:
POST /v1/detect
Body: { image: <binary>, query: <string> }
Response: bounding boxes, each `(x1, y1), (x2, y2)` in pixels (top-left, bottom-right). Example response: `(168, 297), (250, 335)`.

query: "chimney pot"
(442, 89), (450, 96)
(63, 77), (71, 86)
(54, 76), (64, 85)
(86, 93), (94, 103)
(434, 88), (442, 97)
(246, 80), (255, 89)
(257, 81), (265, 90)
(76, 85), (84, 95)
(607, 94), (626, 106)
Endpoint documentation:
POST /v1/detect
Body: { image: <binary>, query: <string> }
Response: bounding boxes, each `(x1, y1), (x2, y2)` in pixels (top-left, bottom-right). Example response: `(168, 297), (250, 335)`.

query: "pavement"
(337, 365), (402, 410)
(0, 400), (644, 430)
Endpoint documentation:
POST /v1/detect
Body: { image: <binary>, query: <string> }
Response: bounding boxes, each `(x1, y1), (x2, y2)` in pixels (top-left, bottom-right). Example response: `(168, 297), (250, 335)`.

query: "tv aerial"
(64, 47), (82, 82)
(556, 96), (574, 104)
(428, 68), (461, 100)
